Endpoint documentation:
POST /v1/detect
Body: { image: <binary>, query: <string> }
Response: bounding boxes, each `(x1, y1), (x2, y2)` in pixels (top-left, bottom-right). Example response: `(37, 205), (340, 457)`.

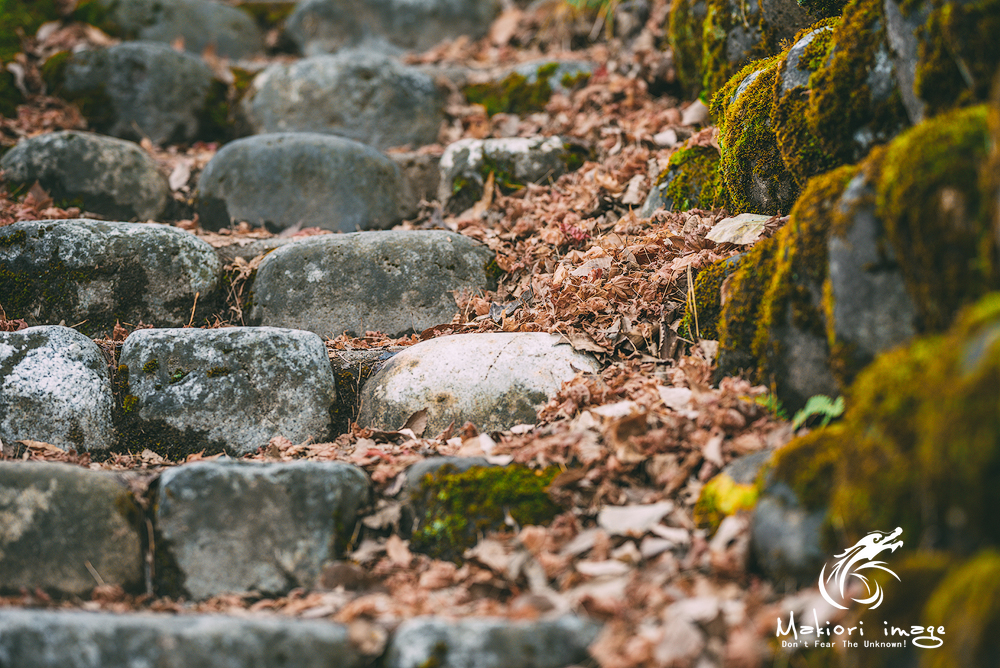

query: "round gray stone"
(196, 132), (403, 232)
(357, 332), (600, 435)
(0, 462), (144, 596)
(751, 481), (827, 585)
(58, 41), (219, 145)
(384, 615), (602, 668)
(250, 230), (495, 338)
(285, 0), (500, 56)
(0, 326), (113, 452)
(90, 0), (264, 59)
(0, 131), (169, 221)
(0, 610), (366, 668)
(154, 459), (371, 598)
(0, 220), (220, 334)
(241, 51), (445, 151)
(118, 327), (337, 457)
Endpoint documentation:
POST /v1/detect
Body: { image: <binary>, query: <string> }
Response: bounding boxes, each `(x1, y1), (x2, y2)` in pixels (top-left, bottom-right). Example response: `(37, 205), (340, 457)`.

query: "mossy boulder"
(640, 144), (727, 217)
(464, 61), (592, 117)
(713, 56), (799, 215)
(407, 460), (561, 561)
(717, 103), (996, 406)
(694, 450), (770, 532)
(43, 42), (228, 146)
(680, 253), (744, 341)
(885, 0), (1000, 124)
(667, 0), (708, 98)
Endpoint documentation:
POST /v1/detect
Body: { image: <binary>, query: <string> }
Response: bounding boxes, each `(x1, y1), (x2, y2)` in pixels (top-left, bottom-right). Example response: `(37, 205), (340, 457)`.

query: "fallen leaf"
(598, 502), (674, 537)
(385, 535), (412, 568)
(705, 213), (772, 245)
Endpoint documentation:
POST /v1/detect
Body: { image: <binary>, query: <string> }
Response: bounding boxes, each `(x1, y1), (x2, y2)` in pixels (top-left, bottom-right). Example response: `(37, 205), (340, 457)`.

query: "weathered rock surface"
(439, 136), (583, 213)
(285, 0), (500, 56)
(50, 41), (222, 146)
(751, 481), (827, 584)
(0, 131), (169, 221)
(512, 60), (594, 96)
(154, 460), (371, 598)
(241, 51), (445, 151)
(250, 230), (495, 338)
(118, 327), (337, 457)
(357, 332), (600, 435)
(0, 609), (367, 668)
(87, 0), (264, 59)
(196, 133), (403, 233)
(0, 326), (114, 452)
(384, 616), (602, 668)
(0, 220), (220, 335)
(0, 462), (143, 595)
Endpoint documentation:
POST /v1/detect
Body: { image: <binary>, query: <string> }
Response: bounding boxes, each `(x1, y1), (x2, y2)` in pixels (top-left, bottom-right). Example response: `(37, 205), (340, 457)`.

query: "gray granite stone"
(1, 131), (169, 221)
(0, 462), (143, 596)
(154, 460), (371, 598)
(118, 327), (337, 457)
(0, 326), (113, 452)
(250, 230), (495, 338)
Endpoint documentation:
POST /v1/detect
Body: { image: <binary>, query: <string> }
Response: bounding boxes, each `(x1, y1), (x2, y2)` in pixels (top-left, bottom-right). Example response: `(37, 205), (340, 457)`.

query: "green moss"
(700, 0), (773, 99)
(806, 0), (909, 167)
(168, 368), (188, 384)
(668, 0), (708, 97)
(772, 23), (840, 188)
(923, 551), (1000, 667)
(464, 65), (557, 117)
(206, 366), (230, 378)
(912, 0), (1000, 118)
(71, 0), (118, 36)
(410, 464), (562, 561)
(715, 164), (855, 403)
(655, 145), (726, 213)
(42, 51), (115, 132)
(0, 68), (22, 118)
(715, 55), (798, 215)
(0, 229), (26, 247)
(122, 394), (138, 413)
(876, 104), (993, 331)
(796, 0), (848, 17)
(142, 359), (159, 373)
(0, 0), (62, 64)
(693, 471), (758, 531)
(767, 426), (840, 511)
(681, 253), (742, 341)
(196, 78), (234, 143)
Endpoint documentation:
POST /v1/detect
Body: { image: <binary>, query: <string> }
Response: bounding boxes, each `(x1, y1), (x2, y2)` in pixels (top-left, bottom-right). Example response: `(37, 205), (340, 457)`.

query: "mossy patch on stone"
(701, 0), (769, 98)
(681, 253), (743, 341)
(876, 104), (993, 332)
(409, 463), (561, 561)
(463, 63), (560, 117)
(714, 55), (798, 215)
(807, 0), (909, 166)
(911, 0), (1000, 119)
(654, 144), (727, 214)
(668, 0), (708, 97)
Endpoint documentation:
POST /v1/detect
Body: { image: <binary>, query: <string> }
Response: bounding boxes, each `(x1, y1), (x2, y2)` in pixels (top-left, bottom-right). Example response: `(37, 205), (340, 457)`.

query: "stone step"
(0, 609), (600, 668)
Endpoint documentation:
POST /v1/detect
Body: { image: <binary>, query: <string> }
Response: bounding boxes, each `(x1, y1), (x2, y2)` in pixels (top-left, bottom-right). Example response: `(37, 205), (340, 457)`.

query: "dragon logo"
(819, 527), (904, 610)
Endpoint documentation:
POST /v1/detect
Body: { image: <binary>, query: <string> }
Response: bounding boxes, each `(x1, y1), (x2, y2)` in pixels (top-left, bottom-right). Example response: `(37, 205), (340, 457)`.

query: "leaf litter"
(0, 2), (820, 666)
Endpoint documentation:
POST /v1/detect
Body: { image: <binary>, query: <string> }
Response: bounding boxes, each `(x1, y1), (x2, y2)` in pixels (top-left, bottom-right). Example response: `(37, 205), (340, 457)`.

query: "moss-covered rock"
(0, 0), (62, 64)
(641, 144), (727, 217)
(408, 463), (561, 561)
(680, 253), (743, 341)
(701, 0), (769, 97)
(714, 56), (799, 215)
(668, 0), (708, 97)
(464, 61), (591, 117)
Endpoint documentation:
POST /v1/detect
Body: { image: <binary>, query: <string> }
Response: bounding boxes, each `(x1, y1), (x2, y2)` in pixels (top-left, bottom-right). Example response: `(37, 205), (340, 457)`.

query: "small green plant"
(754, 392), (787, 420)
(791, 394), (845, 430)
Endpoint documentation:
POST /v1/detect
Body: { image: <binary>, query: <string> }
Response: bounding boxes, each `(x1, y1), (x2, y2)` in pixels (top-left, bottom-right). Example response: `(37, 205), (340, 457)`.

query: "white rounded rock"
(357, 332), (599, 434)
